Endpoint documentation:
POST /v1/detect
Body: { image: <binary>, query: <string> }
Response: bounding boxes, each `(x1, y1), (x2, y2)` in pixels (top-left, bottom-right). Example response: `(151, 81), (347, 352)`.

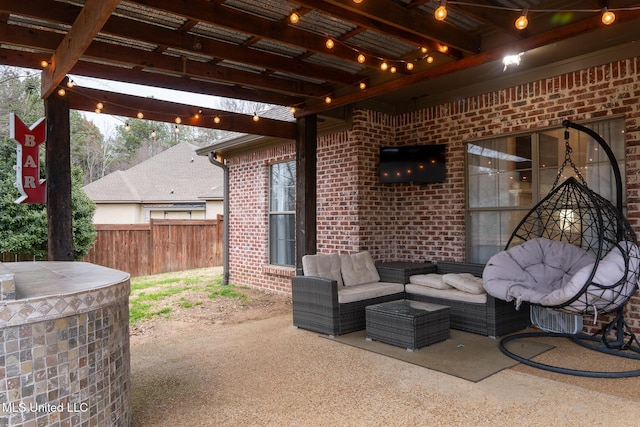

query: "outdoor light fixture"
(515, 9), (529, 30)
(602, 8), (616, 25)
(380, 62), (388, 71)
(252, 112), (259, 122)
(289, 12), (299, 24)
(57, 88), (66, 96)
(175, 117), (182, 124)
(357, 54), (366, 63)
(214, 116), (221, 124)
(503, 52), (524, 71)
(325, 38), (334, 49)
(137, 112), (144, 119)
(435, 1), (448, 21)
(359, 82), (366, 90)
(324, 96), (332, 104)
(406, 62), (414, 71)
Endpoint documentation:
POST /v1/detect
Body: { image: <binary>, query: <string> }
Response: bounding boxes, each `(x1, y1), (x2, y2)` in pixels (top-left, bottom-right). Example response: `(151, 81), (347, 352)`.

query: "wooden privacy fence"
(83, 217), (223, 277)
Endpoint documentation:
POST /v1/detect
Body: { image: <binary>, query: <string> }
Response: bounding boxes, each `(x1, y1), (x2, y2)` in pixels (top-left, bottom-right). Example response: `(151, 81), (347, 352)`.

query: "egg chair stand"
(492, 120), (640, 378)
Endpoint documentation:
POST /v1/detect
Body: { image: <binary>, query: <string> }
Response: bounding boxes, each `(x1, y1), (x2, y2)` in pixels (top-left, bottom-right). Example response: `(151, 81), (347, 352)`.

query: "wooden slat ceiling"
(0, 0), (639, 138)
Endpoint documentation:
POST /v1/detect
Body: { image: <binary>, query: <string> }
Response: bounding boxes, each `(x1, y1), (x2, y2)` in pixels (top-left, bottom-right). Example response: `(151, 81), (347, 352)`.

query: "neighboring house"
(84, 142), (224, 224)
(198, 56), (640, 336)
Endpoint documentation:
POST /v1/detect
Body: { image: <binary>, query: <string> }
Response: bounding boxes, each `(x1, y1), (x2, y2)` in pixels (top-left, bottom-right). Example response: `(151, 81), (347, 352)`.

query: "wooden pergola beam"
(67, 86), (297, 140)
(41, 0), (120, 97)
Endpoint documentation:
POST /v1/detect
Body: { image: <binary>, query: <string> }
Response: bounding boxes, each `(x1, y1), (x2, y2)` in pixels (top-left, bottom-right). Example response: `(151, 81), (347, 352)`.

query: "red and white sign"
(10, 113), (47, 204)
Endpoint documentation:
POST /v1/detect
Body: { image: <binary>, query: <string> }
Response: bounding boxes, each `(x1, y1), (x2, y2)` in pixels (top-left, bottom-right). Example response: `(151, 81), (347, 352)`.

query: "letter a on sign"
(10, 113), (47, 204)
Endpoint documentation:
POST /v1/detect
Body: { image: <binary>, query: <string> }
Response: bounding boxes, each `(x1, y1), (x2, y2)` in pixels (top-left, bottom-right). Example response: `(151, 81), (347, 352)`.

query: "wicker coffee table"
(365, 300), (450, 351)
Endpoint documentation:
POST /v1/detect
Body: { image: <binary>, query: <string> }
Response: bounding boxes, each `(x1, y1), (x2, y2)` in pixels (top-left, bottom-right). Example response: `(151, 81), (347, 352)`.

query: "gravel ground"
(130, 298), (640, 427)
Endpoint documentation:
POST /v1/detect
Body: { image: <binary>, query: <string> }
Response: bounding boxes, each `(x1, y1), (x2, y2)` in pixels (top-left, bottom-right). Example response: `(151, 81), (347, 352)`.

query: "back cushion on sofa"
(302, 253), (343, 287)
(340, 251), (380, 286)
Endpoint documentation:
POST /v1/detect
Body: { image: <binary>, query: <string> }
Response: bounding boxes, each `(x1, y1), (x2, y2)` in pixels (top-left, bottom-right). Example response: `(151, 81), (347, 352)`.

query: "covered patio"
(130, 311), (640, 426)
(2, 2), (640, 424)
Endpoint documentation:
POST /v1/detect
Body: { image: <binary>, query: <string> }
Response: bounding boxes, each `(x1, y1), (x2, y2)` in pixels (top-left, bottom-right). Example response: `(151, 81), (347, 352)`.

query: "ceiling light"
(435, 1), (447, 21)
(515, 9), (528, 30)
(601, 8), (615, 25)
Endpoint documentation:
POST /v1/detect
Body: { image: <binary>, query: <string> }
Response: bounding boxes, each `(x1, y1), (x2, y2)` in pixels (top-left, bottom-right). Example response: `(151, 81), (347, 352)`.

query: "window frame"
(268, 160), (296, 267)
(465, 118), (626, 263)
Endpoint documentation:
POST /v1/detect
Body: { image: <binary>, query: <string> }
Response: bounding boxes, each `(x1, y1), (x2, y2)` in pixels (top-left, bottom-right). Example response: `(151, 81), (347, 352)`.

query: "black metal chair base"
(500, 322), (640, 378)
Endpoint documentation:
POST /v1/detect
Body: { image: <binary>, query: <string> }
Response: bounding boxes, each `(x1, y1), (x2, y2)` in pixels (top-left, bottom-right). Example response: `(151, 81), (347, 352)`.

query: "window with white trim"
(269, 161), (296, 266)
(466, 119), (626, 264)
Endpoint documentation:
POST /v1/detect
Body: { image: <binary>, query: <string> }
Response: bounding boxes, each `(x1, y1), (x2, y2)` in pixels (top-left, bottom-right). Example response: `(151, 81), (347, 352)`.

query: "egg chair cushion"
(483, 238), (595, 307)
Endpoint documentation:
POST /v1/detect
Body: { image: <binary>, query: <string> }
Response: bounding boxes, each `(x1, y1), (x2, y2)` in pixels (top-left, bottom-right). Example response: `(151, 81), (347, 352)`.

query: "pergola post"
(295, 114), (317, 274)
(44, 93), (74, 260)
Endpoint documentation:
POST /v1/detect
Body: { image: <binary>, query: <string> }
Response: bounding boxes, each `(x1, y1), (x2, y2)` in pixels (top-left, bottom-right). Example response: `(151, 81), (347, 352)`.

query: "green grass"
(129, 269), (247, 325)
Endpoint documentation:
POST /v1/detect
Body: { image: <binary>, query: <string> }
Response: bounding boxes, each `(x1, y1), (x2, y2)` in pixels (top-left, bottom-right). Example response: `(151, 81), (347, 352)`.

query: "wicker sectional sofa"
(292, 254), (530, 337)
(405, 261), (531, 337)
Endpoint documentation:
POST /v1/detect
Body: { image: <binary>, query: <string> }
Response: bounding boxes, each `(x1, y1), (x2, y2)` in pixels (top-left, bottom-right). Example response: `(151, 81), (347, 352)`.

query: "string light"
(96, 102), (104, 110)
(435, 1), (448, 21)
(325, 38), (334, 49)
(324, 96), (332, 104)
(214, 116), (221, 124)
(406, 62), (414, 71)
(125, 122), (131, 131)
(515, 9), (528, 30)
(357, 54), (366, 64)
(359, 82), (366, 90)
(380, 62), (388, 71)
(137, 112), (144, 119)
(57, 88), (66, 96)
(352, 0), (363, 3)
(66, 79), (75, 88)
(252, 112), (260, 122)
(40, 60), (49, 68)
(602, 8), (616, 25)
(289, 12), (299, 24)
(175, 117), (182, 124)
(289, 107), (296, 114)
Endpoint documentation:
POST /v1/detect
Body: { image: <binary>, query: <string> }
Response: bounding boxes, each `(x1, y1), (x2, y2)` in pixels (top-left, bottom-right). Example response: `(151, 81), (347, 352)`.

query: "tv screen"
(379, 144), (446, 184)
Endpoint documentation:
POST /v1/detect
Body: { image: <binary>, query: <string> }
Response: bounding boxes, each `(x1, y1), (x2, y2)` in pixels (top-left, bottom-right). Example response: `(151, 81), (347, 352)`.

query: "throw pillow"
(340, 251), (380, 286)
(443, 273), (485, 294)
(409, 274), (453, 290)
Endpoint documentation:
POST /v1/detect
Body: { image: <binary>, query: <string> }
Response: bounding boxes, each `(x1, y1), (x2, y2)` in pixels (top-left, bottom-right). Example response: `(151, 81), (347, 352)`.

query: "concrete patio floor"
(131, 314), (640, 426)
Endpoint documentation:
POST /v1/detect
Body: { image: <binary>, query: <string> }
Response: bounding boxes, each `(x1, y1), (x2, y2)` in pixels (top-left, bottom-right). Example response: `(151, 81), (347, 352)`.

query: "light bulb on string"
(601, 8), (615, 25)
(406, 62), (414, 71)
(434, 1), (447, 21)
(214, 116), (221, 124)
(253, 112), (260, 122)
(289, 12), (299, 24)
(515, 9), (528, 30)
(357, 54), (366, 64)
(325, 38), (334, 49)
(137, 112), (144, 119)
(57, 88), (66, 96)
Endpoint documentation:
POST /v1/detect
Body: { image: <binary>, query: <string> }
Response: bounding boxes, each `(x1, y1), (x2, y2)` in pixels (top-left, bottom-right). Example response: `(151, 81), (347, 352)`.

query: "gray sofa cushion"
(338, 282), (404, 304)
(302, 253), (343, 287)
(340, 251), (380, 286)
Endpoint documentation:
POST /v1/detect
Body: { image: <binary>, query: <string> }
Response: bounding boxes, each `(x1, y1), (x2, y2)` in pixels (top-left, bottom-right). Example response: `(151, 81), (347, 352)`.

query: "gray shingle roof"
(83, 142), (223, 203)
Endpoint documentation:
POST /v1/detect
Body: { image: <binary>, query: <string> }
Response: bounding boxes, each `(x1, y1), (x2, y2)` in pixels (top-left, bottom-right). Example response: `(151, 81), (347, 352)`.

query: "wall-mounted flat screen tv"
(379, 144), (446, 184)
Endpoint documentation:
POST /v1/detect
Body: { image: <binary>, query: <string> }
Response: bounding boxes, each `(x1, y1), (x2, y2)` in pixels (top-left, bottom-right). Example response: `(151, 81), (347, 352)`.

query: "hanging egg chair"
(482, 120), (640, 377)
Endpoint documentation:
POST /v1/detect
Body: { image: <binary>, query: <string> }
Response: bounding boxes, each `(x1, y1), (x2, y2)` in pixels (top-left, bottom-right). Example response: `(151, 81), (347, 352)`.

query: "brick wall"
(226, 56), (640, 332)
